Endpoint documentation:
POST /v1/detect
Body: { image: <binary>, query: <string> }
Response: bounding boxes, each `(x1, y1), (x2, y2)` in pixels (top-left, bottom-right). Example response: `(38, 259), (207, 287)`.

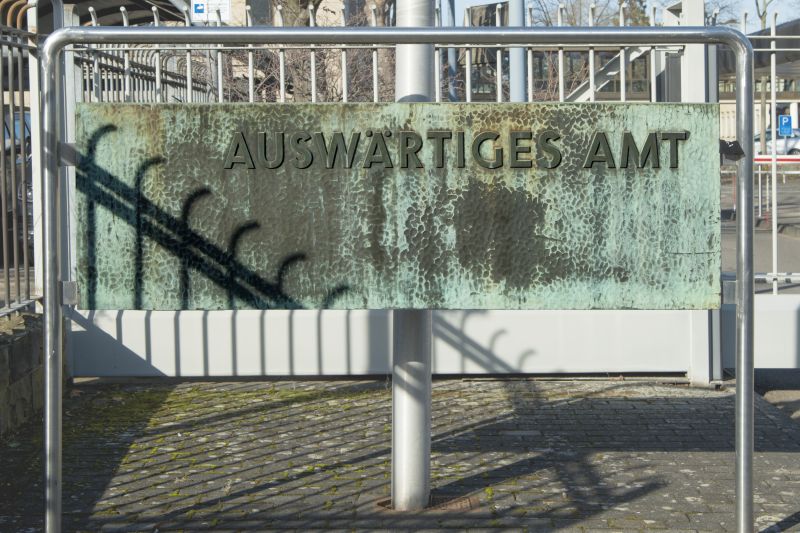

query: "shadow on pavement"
(1, 379), (799, 531)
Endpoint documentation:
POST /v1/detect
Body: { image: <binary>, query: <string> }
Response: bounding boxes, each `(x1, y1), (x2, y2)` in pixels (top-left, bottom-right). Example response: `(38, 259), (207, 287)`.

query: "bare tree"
(703, 0), (741, 26)
(529, 0), (621, 27)
(200, 2), (396, 103)
(754, 0), (774, 29)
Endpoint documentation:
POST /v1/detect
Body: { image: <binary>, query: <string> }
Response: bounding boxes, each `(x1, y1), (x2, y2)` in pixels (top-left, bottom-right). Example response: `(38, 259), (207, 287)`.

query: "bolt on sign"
(75, 103), (720, 311)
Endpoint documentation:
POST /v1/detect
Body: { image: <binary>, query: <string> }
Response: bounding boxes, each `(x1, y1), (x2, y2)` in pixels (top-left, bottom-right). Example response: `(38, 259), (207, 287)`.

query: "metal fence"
(0, 1), (790, 321)
(0, 18), (35, 315)
(68, 2), (663, 106)
(49, 2), (797, 302)
(737, 12), (800, 294)
(40, 23), (755, 533)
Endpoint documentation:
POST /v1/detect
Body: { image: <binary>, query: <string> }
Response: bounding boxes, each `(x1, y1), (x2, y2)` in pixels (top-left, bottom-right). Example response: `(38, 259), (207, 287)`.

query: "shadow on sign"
(77, 125), (350, 311)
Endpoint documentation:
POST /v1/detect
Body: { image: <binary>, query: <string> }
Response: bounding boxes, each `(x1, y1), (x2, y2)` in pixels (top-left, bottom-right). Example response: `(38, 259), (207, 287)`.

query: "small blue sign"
(779, 115), (792, 137)
(194, 3), (205, 13)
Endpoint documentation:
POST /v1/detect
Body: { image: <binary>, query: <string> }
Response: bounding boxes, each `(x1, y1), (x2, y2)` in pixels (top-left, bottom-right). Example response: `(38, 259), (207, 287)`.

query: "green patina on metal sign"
(75, 102), (720, 310)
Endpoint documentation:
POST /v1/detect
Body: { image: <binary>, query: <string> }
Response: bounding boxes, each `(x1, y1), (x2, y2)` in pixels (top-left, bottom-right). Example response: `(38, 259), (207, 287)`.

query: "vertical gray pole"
(44, 3), (64, 531)
(393, 0), (433, 512)
(43, 18), (63, 533)
(445, 0), (457, 101)
(734, 33), (754, 533)
(508, 0), (526, 101)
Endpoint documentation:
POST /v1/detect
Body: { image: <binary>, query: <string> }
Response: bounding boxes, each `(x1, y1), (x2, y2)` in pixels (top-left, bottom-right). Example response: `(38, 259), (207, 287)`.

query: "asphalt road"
(721, 169), (800, 294)
(721, 223), (800, 293)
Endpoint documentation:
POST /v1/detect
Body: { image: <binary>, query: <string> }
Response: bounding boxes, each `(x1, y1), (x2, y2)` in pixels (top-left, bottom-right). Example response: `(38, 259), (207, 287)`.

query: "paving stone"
(2, 379), (800, 531)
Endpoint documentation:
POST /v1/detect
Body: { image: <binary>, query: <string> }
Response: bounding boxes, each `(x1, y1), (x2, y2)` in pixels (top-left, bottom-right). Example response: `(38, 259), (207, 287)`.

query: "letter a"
(582, 132), (616, 169)
(224, 131), (256, 169)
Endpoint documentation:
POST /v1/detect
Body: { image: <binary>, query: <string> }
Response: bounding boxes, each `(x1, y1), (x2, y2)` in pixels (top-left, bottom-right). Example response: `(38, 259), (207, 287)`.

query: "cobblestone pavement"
(2, 379), (800, 532)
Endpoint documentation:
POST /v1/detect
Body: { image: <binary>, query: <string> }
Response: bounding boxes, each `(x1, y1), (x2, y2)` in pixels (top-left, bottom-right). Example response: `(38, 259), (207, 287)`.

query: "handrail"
(39, 25), (755, 533)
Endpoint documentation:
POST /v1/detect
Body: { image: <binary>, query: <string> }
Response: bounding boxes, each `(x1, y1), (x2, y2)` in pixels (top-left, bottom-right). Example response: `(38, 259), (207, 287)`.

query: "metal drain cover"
(376, 494), (478, 512)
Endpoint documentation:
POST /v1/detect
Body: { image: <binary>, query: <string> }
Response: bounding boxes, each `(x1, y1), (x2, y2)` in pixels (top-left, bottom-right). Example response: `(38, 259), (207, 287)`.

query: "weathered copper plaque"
(75, 103), (720, 310)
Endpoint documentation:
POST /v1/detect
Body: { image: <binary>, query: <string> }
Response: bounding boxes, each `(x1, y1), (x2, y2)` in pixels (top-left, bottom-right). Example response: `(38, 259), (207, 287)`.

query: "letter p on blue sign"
(779, 115), (792, 137)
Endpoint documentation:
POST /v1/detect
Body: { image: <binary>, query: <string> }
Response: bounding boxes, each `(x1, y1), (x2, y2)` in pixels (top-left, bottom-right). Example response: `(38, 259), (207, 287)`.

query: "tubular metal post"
(7, 23), (19, 302)
(0, 25), (9, 309)
(650, 6), (656, 102)
(341, 7), (348, 103)
(370, 4), (379, 102)
(110, 47), (117, 102)
(277, 5), (285, 102)
(309, 4), (317, 103)
(434, 5), (440, 102)
(464, 12), (471, 102)
(132, 55), (138, 101)
(770, 14), (777, 295)
(153, 8), (162, 102)
(40, 24), (754, 532)
(526, 6), (533, 102)
(589, 4), (595, 102)
(246, 6), (254, 103)
(116, 47), (122, 102)
(216, 10), (223, 103)
(88, 7), (100, 102)
(495, 4), (502, 102)
(619, 3), (626, 102)
(138, 70), (143, 102)
(445, 0), (457, 101)
(557, 4), (564, 101)
(16, 26), (28, 299)
(507, 0), (525, 101)
(120, 7), (130, 101)
(13, 22), (27, 300)
(42, 34), (62, 533)
(758, 166), (762, 217)
(733, 28), (755, 533)
(83, 63), (88, 103)
(394, 0), (434, 512)
(183, 7), (192, 103)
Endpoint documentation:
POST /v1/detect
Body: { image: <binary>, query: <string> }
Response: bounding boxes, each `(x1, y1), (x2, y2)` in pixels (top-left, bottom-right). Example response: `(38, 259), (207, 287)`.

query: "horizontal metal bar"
(75, 50), (147, 65)
(754, 156), (800, 163)
(0, 24), (36, 38)
(751, 47), (800, 52)
(68, 43), (686, 52)
(0, 298), (38, 318)
(75, 59), (189, 84)
(40, 23), (755, 533)
(75, 56), (156, 74)
(0, 38), (35, 50)
(748, 35), (800, 40)
(45, 25), (749, 48)
(755, 273), (800, 284)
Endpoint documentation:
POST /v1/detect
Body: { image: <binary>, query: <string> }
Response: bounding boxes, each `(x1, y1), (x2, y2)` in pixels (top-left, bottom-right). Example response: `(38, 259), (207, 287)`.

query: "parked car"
(754, 127), (800, 155)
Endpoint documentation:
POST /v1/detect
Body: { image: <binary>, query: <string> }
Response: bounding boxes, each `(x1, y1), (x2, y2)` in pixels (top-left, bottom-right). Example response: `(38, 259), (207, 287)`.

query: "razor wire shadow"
(79, 125), (349, 311)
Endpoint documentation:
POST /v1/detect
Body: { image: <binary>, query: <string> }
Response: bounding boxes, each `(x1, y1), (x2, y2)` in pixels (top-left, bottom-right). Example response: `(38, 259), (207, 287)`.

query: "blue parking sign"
(779, 115), (792, 137)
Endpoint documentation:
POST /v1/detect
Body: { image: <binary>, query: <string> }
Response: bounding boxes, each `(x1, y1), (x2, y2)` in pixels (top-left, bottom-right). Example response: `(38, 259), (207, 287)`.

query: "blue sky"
(726, 0), (795, 31)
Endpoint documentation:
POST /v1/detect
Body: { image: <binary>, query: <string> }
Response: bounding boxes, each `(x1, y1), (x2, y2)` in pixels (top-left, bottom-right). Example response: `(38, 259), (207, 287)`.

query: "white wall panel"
(721, 294), (800, 370)
(69, 309), (700, 377)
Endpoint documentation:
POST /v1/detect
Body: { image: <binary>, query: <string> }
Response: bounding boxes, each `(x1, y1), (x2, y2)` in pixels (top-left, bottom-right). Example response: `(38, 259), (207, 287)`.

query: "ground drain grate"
(376, 494), (478, 512)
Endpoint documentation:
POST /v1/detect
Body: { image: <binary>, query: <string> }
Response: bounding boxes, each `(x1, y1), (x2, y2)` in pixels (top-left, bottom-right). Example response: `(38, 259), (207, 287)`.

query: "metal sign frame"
(40, 25), (754, 533)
